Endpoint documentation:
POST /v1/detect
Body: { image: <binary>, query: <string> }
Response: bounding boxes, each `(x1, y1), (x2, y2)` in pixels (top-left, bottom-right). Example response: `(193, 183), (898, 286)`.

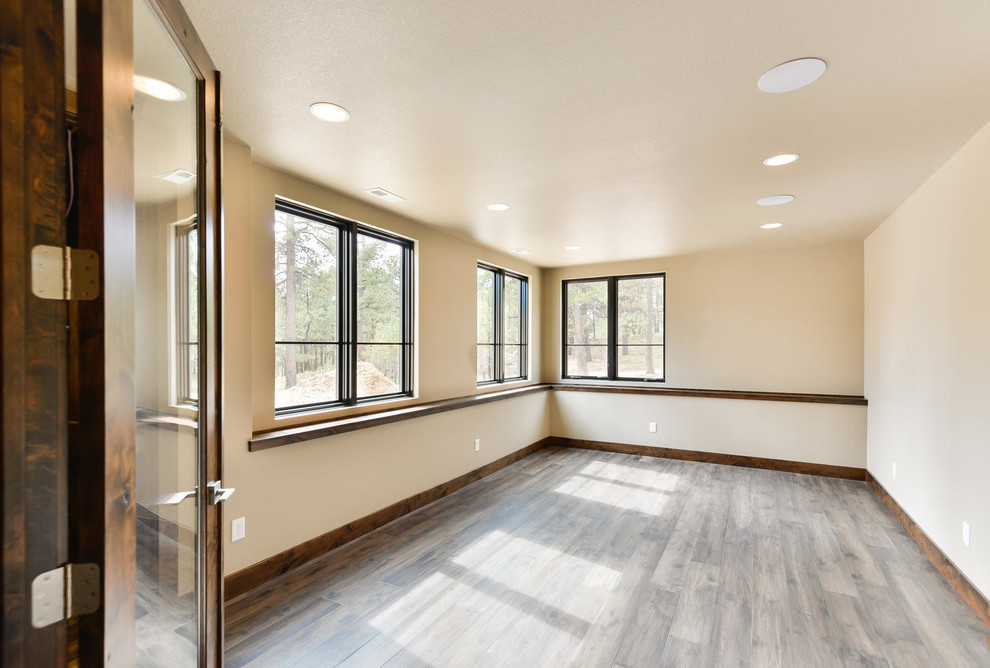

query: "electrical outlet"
(892, 462), (897, 479)
(475, 438), (480, 452)
(963, 521), (971, 547)
(232, 517), (246, 542)
(649, 422), (657, 433)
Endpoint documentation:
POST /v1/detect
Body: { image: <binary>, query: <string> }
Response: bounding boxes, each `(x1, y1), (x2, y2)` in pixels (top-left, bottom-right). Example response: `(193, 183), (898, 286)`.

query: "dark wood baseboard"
(866, 472), (990, 630)
(224, 436), (552, 601)
(550, 436), (867, 480)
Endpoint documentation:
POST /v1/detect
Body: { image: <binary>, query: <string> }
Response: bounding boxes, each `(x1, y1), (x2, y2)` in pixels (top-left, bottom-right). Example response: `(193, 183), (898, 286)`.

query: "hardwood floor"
(224, 447), (990, 667)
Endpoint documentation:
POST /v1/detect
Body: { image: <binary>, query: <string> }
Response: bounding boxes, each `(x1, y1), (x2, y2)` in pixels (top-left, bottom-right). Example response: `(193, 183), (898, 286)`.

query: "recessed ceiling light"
(134, 74), (186, 101)
(757, 194), (794, 206)
(758, 58), (827, 93)
(365, 187), (405, 203)
(512, 248), (532, 255)
(760, 223), (783, 229)
(156, 168), (196, 184)
(310, 102), (351, 123)
(487, 203), (509, 212)
(763, 153), (800, 167)
(564, 245), (581, 251)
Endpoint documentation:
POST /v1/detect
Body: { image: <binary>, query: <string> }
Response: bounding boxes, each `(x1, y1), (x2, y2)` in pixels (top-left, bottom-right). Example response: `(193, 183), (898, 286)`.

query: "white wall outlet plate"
(232, 517), (246, 542)
(962, 521), (971, 547)
(475, 438), (480, 452)
(649, 422), (657, 433)
(892, 462), (897, 478)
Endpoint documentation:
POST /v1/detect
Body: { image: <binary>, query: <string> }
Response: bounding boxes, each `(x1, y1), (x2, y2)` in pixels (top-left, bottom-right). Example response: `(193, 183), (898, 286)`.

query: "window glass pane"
(477, 344), (495, 383)
(504, 276), (522, 345)
(477, 267), (495, 344)
(617, 275), (664, 378)
(185, 225), (198, 401)
(357, 234), (403, 345)
(618, 345), (664, 379)
(275, 211), (339, 342)
(357, 344), (402, 397)
(566, 281), (608, 345)
(565, 345), (608, 377)
(275, 343), (338, 408)
(505, 345), (523, 379)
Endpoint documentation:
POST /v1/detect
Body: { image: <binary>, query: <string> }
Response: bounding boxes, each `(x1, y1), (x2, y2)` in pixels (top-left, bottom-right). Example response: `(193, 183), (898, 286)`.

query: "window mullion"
(607, 277), (618, 380)
(494, 270), (504, 382)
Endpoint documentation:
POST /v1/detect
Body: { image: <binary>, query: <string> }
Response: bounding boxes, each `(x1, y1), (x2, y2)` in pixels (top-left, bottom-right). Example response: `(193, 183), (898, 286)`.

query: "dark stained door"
(1, 0), (71, 664)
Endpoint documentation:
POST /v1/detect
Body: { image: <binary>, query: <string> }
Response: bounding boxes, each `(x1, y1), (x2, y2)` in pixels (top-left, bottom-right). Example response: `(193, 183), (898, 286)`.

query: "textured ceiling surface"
(180, 0), (990, 266)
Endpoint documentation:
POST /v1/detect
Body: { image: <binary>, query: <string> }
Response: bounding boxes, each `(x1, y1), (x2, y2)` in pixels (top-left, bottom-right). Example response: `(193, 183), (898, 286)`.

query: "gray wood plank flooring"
(225, 447), (990, 667)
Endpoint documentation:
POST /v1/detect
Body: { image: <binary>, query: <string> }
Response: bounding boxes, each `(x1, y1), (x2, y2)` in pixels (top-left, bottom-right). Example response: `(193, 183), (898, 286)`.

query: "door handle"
(208, 480), (235, 505)
(157, 489), (197, 505)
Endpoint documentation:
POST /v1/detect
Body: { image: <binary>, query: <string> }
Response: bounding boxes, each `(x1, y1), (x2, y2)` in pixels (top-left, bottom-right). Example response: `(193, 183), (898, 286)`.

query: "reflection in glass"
(133, 0), (200, 663)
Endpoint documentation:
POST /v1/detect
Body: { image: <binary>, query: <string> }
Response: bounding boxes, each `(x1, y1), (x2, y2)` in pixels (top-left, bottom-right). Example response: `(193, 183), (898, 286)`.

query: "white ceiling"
(180, 0), (990, 267)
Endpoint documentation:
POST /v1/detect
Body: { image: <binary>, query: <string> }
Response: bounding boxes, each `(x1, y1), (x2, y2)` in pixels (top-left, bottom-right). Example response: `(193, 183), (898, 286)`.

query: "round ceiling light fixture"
(758, 58), (827, 93)
(763, 153), (800, 167)
(310, 102), (351, 123)
(757, 194), (795, 206)
(133, 74), (186, 101)
(564, 245), (581, 251)
(760, 223), (784, 229)
(487, 203), (510, 211)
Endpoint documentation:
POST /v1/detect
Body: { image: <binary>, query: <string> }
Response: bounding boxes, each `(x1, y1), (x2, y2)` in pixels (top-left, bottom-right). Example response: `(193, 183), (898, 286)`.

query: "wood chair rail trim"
(250, 383), (868, 451)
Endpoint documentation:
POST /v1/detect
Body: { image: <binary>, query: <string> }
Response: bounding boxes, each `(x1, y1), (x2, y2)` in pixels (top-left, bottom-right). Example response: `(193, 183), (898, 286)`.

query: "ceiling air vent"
(365, 187), (405, 203)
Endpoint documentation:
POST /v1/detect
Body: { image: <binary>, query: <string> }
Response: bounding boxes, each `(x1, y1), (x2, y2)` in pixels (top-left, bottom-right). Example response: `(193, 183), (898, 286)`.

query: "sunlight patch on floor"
(581, 460), (680, 492)
(555, 475), (669, 516)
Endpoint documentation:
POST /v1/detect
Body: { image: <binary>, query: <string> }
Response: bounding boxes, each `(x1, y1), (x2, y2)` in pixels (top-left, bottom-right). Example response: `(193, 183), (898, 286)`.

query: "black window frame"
(275, 198), (414, 415)
(477, 262), (529, 385)
(561, 272), (665, 382)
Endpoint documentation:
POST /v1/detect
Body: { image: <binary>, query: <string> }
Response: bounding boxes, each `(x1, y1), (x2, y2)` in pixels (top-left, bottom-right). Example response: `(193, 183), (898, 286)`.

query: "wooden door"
(1, 0), (71, 664)
(72, 0), (224, 665)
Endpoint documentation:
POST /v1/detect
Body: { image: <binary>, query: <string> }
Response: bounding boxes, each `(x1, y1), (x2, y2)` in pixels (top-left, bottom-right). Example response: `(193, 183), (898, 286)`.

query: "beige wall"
(865, 120), (990, 599)
(551, 392), (866, 468)
(541, 244), (865, 394)
(222, 139), (547, 574)
(541, 245), (867, 467)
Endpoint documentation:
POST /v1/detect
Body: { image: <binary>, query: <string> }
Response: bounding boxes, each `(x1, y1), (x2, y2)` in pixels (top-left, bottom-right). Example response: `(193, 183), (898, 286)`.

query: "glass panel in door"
(133, 0), (201, 663)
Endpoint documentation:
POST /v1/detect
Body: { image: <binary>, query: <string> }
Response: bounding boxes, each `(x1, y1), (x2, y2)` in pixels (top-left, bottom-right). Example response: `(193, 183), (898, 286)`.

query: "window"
(477, 263), (528, 384)
(562, 273), (664, 381)
(172, 216), (198, 406)
(275, 199), (413, 413)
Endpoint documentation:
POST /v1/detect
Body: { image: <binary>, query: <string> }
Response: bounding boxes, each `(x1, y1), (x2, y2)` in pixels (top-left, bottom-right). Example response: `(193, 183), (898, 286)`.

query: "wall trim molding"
(551, 383), (867, 406)
(249, 383), (868, 450)
(550, 436), (867, 480)
(250, 384), (550, 451)
(866, 472), (990, 630)
(224, 436), (552, 601)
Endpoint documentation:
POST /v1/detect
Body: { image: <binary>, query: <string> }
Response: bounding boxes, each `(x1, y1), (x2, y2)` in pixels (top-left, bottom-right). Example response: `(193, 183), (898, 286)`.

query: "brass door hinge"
(31, 563), (100, 628)
(31, 245), (99, 301)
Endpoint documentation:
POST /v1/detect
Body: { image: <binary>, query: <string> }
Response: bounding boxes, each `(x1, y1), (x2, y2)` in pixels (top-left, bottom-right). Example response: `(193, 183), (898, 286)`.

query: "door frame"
(71, 0), (224, 664)
(1, 0), (70, 664)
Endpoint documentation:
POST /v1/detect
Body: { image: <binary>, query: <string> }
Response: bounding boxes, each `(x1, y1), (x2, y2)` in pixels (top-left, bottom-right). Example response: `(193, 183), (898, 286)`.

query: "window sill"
(250, 384), (551, 451)
(274, 393), (415, 424)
